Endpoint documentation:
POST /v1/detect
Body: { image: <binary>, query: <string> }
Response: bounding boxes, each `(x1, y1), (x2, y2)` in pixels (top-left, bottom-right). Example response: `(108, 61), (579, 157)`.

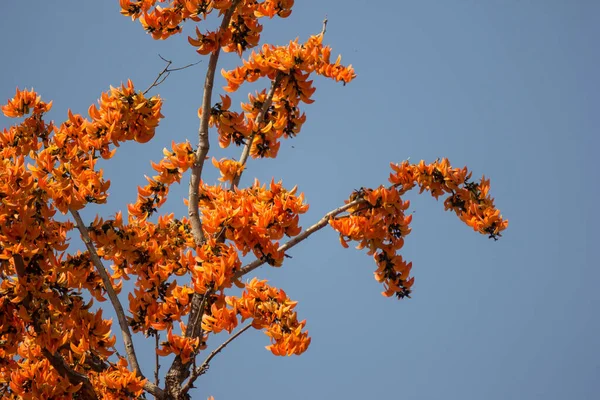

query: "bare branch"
(69, 208), (165, 399)
(181, 324), (252, 395)
(235, 199), (362, 278)
(154, 332), (160, 399)
(143, 54), (201, 95)
(321, 16), (328, 36)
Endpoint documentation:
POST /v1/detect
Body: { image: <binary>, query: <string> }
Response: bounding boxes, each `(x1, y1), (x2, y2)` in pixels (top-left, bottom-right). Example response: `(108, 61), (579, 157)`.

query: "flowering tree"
(0, 1), (508, 399)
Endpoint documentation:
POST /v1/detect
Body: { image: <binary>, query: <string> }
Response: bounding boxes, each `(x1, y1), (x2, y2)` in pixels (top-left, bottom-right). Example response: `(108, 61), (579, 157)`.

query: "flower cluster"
(329, 186), (415, 298)
(198, 179), (309, 266)
(212, 157), (245, 183)
(88, 213), (196, 334)
(243, 90), (307, 159)
(221, 34), (356, 100)
(156, 323), (202, 363)
(1, 87), (52, 119)
(207, 33), (353, 158)
(18, 82), (164, 213)
(202, 94), (251, 149)
(1, 262), (122, 397)
(231, 278), (310, 356)
(390, 158), (508, 239)
(128, 141), (195, 219)
(200, 278), (310, 356)
(8, 342), (78, 399)
(91, 358), (146, 400)
(121, 0), (293, 50)
(330, 159), (508, 298)
(201, 294), (239, 334)
(0, 90), (72, 263)
(184, 241), (242, 294)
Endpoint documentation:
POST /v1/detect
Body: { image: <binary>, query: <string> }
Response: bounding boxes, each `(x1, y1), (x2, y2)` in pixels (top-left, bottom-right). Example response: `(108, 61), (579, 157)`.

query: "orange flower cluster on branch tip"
(235, 278), (310, 356)
(201, 278), (310, 356)
(129, 141), (195, 219)
(330, 158), (508, 298)
(121, 0), (293, 47)
(0, 1), (507, 398)
(91, 358), (146, 400)
(157, 323), (202, 364)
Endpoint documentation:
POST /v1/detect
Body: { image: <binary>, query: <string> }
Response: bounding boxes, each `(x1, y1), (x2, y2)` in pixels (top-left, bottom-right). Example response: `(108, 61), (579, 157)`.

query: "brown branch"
(180, 324), (252, 395)
(69, 209), (165, 399)
(187, 3), (240, 247)
(230, 72), (283, 189)
(13, 254), (98, 400)
(154, 332), (160, 399)
(166, 2), (241, 396)
(143, 54), (201, 95)
(235, 199), (363, 279)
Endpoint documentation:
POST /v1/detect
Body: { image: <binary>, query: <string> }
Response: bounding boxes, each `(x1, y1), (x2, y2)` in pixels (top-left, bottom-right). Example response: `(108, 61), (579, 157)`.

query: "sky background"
(1, 1), (598, 399)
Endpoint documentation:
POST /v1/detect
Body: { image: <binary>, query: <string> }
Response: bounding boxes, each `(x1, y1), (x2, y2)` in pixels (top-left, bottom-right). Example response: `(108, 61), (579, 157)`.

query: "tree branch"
(154, 332), (160, 399)
(187, 1), (240, 247)
(180, 324), (252, 396)
(321, 16), (328, 36)
(166, 2), (242, 396)
(143, 54), (201, 95)
(69, 209), (164, 399)
(235, 199), (362, 278)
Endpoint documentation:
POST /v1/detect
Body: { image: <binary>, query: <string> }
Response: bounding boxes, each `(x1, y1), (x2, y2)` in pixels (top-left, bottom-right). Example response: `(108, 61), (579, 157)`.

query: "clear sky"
(1, 1), (598, 399)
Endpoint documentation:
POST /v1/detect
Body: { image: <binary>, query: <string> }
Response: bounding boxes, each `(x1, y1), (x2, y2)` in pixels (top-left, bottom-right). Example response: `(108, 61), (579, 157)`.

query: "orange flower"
(2, 87), (52, 118)
(228, 278), (311, 356)
(331, 159), (507, 299)
(212, 157), (245, 183)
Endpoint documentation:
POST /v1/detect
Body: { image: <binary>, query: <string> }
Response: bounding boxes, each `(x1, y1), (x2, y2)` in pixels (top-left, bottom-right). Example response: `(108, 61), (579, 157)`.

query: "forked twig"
(143, 54), (201, 95)
(181, 324), (252, 395)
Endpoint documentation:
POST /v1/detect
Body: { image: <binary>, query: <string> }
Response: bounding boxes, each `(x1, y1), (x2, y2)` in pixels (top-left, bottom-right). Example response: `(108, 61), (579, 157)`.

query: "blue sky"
(1, 1), (598, 399)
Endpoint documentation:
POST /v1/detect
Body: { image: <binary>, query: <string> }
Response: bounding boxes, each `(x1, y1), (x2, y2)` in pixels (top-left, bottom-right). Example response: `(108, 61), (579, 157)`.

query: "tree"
(0, 1), (508, 399)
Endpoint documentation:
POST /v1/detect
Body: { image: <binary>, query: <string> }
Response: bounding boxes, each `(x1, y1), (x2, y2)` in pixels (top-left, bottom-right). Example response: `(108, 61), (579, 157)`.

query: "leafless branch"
(154, 332), (160, 398)
(69, 208), (165, 399)
(235, 199), (363, 278)
(143, 54), (201, 95)
(321, 16), (328, 36)
(181, 324), (252, 395)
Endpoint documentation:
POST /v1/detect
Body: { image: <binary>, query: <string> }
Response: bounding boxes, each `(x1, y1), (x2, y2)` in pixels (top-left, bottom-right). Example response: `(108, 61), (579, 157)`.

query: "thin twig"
(235, 198), (363, 278)
(180, 324), (252, 395)
(69, 208), (164, 399)
(143, 54), (201, 95)
(321, 16), (328, 36)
